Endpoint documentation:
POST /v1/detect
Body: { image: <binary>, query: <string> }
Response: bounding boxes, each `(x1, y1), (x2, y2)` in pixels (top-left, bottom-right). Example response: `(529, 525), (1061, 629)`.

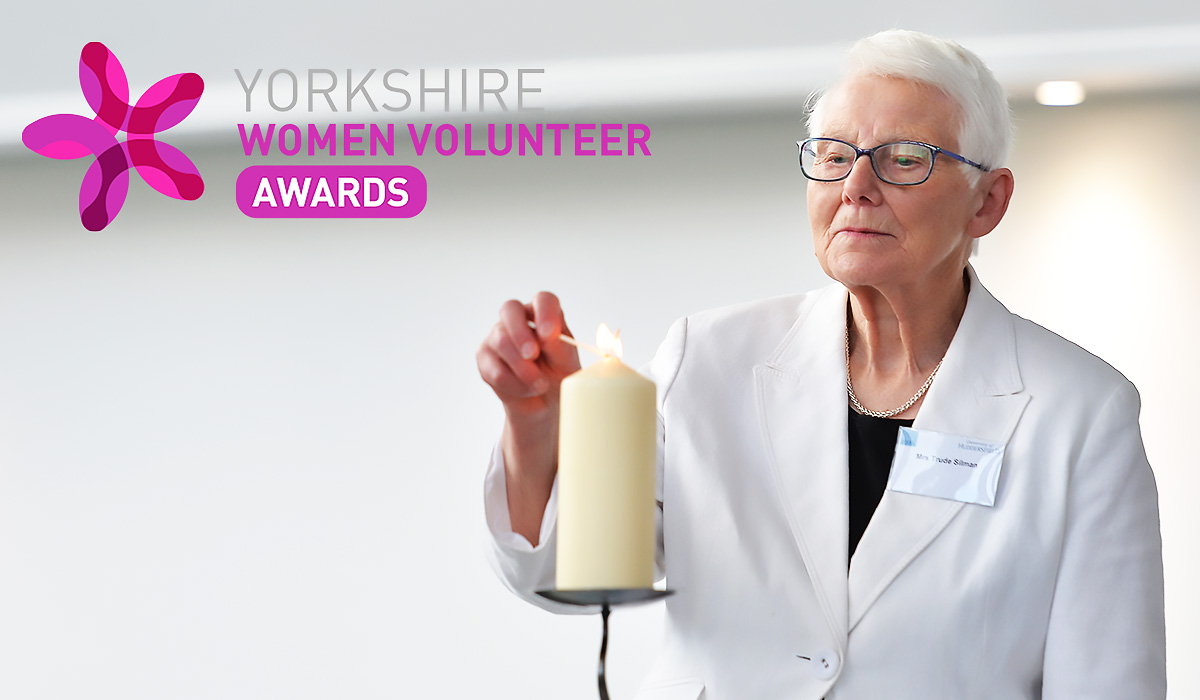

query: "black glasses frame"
(797, 137), (989, 186)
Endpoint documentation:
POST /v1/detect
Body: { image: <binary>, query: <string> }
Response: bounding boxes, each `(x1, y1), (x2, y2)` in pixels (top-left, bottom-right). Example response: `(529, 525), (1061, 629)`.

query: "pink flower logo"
(22, 42), (205, 231)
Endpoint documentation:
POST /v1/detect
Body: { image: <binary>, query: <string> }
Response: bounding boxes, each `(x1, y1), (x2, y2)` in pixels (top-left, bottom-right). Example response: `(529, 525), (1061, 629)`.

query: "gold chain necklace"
(845, 325), (943, 419)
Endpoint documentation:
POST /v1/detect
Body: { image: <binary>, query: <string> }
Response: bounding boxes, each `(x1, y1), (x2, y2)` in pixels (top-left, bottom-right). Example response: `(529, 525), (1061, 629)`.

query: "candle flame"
(596, 323), (623, 360)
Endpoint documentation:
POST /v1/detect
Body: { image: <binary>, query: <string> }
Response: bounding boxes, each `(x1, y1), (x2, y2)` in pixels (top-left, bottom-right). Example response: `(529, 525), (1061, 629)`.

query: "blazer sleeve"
(1041, 380), (1166, 699)
(482, 316), (689, 612)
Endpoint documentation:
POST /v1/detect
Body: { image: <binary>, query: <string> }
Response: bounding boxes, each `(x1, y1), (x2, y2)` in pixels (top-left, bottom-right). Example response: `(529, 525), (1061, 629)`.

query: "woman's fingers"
(482, 317), (547, 397)
(477, 292), (581, 408)
(530, 291), (581, 374)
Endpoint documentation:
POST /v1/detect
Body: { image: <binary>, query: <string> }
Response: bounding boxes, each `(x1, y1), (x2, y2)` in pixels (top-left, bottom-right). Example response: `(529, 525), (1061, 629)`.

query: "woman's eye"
(886, 146), (929, 169)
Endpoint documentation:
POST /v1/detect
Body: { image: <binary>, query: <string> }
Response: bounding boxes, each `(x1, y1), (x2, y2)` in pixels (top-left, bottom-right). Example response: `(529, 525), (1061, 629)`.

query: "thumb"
(530, 292), (582, 375)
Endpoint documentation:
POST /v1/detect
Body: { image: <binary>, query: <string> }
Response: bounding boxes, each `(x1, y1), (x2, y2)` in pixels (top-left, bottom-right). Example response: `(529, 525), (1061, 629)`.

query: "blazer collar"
(753, 266), (1031, 643)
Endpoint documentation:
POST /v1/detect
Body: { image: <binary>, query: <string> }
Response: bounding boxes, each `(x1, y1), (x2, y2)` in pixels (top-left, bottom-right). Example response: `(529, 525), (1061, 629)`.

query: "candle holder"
(536, 588), (674, 700)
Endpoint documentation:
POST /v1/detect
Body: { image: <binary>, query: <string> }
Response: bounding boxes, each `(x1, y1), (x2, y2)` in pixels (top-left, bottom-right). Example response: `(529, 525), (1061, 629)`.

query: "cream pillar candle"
(555, 327), (657, 590)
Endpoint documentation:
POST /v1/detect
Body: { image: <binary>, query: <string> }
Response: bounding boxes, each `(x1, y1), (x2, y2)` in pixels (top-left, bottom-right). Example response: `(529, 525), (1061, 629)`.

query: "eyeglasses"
(798, 137), (989, 186)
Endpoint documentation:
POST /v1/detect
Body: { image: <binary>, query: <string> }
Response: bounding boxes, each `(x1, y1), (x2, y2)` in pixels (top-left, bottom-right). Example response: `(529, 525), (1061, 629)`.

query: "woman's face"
(808, 74), (988, 293)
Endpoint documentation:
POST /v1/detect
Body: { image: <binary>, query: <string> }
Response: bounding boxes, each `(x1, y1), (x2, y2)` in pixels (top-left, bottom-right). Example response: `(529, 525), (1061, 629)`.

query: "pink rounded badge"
(236, 165), (427, 218)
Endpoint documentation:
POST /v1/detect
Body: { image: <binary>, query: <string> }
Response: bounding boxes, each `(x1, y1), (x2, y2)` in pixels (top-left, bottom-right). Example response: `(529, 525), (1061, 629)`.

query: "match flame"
(596, 323), (623, 360)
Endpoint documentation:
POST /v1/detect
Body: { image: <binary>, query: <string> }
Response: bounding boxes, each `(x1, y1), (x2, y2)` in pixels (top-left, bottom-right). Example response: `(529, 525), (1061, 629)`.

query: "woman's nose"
(841, 153), (883, 205)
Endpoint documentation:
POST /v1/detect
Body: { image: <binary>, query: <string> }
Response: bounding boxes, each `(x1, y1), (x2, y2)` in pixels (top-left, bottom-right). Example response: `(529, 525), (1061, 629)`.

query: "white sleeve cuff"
(483, 441), (558, 552)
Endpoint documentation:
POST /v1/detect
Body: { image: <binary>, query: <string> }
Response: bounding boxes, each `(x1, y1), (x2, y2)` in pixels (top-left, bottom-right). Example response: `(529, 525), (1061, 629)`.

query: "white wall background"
(1, 4), (1198, 698)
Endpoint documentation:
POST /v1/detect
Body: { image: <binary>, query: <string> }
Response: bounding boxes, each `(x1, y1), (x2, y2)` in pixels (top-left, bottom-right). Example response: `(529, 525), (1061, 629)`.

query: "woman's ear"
(969, 167), (1015, 240)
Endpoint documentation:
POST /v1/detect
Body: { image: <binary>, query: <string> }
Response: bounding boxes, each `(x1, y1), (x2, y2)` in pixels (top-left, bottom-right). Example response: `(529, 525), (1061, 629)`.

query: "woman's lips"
(838, 227), (892, 237)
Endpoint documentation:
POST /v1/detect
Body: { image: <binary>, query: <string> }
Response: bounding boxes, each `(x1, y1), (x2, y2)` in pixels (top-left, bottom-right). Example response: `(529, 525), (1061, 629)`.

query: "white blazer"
(485, 268), (1166, 700)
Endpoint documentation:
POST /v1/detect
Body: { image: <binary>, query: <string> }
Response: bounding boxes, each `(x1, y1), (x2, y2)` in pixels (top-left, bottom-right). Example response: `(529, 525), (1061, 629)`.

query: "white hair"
(806, 29), (1013, 181)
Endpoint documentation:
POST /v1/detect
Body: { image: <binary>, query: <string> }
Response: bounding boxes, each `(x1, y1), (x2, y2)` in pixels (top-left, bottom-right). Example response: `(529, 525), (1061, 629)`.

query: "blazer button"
(813, 648), (840, 681)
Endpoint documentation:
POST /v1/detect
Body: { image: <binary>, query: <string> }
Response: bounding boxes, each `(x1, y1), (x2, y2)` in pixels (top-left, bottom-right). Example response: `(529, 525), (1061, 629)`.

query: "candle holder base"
(536, 588), (674, 700)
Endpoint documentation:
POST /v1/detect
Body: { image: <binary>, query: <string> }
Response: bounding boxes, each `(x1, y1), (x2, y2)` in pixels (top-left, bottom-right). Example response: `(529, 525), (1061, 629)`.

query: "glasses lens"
(801, 139), (855, 181)
(873, 143), (934, 184)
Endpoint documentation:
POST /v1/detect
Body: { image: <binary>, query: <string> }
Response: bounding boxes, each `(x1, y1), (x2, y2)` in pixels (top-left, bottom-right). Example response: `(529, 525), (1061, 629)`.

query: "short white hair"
(806, 29), (1013, 179)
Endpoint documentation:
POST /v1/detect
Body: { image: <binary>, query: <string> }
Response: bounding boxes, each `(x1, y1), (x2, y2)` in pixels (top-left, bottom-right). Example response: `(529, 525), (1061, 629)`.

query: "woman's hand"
(477, 291), (581, 424)
(476, 291), (581, 545)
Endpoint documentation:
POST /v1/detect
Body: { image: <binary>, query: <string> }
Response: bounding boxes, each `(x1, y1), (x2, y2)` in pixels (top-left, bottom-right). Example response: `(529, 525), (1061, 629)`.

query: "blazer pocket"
(635, 678), (706, 700)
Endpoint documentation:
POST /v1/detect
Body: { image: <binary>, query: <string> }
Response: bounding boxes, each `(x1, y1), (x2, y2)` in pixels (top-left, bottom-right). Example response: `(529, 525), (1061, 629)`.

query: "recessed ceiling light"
(1035, 81), (1086, 106)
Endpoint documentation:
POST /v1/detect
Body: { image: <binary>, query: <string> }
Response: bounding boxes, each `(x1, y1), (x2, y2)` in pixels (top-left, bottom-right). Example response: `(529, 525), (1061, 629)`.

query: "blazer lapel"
(754, 282), (852, 642)
(847, 267), (1031, 631)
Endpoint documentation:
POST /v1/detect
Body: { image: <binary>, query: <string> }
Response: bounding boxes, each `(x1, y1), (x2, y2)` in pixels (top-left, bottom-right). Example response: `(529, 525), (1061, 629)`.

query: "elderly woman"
(477, 30), (1165, 700)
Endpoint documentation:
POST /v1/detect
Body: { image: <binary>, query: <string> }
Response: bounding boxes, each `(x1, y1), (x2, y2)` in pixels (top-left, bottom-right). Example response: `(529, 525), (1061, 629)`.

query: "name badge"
(887, 427), (1006, 507)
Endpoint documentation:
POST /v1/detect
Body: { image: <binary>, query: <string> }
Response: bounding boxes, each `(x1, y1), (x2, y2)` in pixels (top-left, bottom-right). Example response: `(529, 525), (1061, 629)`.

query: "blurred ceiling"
(3, 0), (1199, 145)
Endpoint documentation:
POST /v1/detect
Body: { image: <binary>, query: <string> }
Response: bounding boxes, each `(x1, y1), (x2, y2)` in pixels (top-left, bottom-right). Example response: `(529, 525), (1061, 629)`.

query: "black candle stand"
(536, 588), (674, 700)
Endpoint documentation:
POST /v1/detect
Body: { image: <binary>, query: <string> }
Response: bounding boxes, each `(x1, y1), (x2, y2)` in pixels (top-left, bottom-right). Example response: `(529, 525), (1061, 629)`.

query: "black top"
(847, 406), (913, 564)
